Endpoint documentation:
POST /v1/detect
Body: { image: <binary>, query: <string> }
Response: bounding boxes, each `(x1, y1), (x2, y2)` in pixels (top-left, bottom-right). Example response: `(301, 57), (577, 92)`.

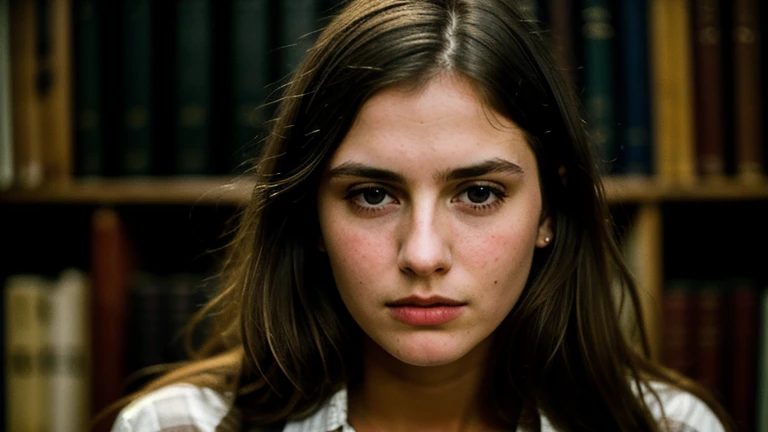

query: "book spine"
(73, 0), (103, 177)
(727, 280), (759, 431)
(165, 273), (200, 362)
(547, 0), (575, 85)
(581, 0), (617, 174)
(174, 0), (211, 176)
(278, 0), (320, 80)
(126, 273), (164, 381)
(39, 0), (73, 183)
(650, 0), (696, 184)
(4, 275), (50, 432)
(667, 0), (696, 184)
(90, 208), (134, 430)
(119, 0), (153, 176)
(9, 0), (44, 188)
(693, 282), (724, 398)
(229, 0), (270, 173)
(48, 268), (91, 432)
(693, 0), (725, 178)
(618, 0), (652, 175)
(732, 0), (763, 181)
(0, 0), (12, 189)
(661, 280), (695, 378)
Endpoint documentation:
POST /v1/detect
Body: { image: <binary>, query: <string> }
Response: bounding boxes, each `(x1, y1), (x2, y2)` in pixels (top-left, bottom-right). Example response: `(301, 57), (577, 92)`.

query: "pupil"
(468, 186), (490, 203)
(363, 188), (386, 205)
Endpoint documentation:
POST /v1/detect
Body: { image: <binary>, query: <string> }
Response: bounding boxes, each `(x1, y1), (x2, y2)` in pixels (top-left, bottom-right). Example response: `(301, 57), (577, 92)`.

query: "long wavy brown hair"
(110, 0), (734, 430)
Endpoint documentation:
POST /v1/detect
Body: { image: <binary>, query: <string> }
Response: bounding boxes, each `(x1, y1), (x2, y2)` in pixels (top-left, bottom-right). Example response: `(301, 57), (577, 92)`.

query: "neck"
(348, 336), (505, 432)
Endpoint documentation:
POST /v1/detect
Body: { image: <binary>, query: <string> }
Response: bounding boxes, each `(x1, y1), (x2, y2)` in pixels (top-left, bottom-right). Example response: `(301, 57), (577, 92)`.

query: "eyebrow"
(325, 158), (524, 183)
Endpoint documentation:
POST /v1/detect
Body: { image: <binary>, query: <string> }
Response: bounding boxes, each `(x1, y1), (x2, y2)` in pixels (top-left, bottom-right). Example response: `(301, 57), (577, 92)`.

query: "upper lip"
(386, 295), (466, 307)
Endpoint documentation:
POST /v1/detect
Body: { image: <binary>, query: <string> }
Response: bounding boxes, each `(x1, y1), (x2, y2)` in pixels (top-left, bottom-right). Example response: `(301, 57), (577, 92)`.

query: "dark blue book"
(174, 0), (211, 176)
(278, 0), (321, 81)
(618, 0), (652, 175)
(229, 0), (270, 173)
(119, 0), (153, 176)
(73, 0), (104, 177)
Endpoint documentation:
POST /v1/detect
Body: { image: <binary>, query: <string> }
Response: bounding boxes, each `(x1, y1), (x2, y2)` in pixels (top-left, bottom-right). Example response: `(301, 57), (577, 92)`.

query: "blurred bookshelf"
(2, 176), (768, 205)
(1, 0), (768, 432)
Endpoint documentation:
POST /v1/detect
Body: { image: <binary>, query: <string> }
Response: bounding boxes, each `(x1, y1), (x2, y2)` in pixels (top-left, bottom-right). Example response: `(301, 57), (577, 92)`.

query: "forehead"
(328, 74), (535, 172)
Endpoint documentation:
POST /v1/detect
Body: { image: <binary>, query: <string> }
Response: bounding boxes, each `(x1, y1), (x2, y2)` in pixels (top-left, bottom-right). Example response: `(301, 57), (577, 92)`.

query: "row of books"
(0, 0), (345, 189)
(1, 204), (218, 432)
(3, 270), (91, 432)
(2, 267), (212, 432)
(4, 0), (768, 189)
(660, 278), (768, 432)
(534, 0), (768, 181)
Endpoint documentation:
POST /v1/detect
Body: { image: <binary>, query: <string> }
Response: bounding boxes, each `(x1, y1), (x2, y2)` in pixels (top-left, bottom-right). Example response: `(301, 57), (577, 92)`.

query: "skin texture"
(317, 74), (553, 431)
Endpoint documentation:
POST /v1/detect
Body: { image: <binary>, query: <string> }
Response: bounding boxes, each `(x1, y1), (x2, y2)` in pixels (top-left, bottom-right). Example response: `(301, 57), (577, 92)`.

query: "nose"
(397, 205), (452, 277)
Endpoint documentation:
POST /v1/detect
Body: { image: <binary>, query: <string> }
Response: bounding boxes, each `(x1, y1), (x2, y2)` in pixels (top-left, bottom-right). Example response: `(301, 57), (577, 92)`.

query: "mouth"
(386, 296), (467, 326)
(386, 295), (466, 307)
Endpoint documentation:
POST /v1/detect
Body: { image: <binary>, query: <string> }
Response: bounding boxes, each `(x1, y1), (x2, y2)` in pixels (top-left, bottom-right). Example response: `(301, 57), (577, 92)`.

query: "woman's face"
(317, 74), (552, 367)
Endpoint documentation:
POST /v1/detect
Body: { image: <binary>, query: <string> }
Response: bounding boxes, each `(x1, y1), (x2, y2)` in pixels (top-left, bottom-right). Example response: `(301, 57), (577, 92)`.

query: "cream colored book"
(4, 275), (50, 432)
(48, 268), (91, 432)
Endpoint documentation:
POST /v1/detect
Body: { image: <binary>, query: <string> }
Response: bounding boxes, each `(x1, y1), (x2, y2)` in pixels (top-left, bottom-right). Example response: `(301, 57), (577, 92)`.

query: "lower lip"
(389, 305), (466, 326)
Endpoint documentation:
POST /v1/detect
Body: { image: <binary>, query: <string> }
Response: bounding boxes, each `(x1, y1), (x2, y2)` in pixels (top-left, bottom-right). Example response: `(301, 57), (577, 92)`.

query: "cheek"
(323, 222), (393, 288)
(460, 217), (538, 267)
(457, 218), (539, 297)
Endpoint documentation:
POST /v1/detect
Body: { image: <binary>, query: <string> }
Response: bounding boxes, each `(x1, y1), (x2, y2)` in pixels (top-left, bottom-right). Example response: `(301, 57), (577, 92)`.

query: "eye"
(348, 187), (396, 209)
(459, 185), (501, 205)
(465, 186), (493, 204)
(454, 184), (507, 213)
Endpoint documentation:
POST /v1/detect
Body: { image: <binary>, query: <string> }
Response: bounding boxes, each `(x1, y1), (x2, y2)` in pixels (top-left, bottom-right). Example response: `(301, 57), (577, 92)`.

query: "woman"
(112, 0), (732, 430)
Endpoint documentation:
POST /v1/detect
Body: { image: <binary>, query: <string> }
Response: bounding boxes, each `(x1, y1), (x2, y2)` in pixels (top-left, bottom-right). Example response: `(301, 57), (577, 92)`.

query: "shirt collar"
(283, 388), (349, 432)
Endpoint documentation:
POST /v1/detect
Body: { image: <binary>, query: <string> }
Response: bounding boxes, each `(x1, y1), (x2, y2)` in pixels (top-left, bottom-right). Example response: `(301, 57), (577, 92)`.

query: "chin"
(382, 336), (480, 367)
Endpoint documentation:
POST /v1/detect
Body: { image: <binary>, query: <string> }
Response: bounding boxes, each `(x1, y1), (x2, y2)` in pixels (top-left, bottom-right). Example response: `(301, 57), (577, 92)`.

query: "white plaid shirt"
(111, 382), (724, 432)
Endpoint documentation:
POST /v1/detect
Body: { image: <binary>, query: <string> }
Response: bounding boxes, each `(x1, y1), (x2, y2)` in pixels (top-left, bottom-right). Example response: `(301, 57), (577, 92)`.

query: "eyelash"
(344, 183), (508, 215)
(454, 184), (507, 212)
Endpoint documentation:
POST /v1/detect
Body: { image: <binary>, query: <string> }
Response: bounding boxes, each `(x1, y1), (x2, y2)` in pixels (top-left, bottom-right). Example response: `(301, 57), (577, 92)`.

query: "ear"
(535, 216), (554, 248)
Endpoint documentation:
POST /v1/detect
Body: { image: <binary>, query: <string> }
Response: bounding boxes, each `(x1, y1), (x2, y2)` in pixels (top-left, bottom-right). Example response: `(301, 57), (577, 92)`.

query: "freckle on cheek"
(494, 280), (498, 285)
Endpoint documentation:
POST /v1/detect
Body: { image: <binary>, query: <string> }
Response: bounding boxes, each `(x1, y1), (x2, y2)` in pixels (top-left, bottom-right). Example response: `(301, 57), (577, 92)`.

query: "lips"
(386, 295), (465, 307)
(386, 296), (467, 326)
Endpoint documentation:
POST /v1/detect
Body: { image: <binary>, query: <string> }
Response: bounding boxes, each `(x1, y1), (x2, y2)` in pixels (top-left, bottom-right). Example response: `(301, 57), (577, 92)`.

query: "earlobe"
(536, 217), (554, 248)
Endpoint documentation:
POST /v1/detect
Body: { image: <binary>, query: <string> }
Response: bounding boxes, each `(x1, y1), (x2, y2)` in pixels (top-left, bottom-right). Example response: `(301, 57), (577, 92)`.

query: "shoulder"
(535, 380), (726, 432)
(635, 381), (726, 432)
(111, 384), (240, 432)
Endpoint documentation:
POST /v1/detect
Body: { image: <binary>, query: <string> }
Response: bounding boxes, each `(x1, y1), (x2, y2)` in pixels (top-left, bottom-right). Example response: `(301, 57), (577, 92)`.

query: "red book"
(661, 280), (696, 378)
(693, 282), (724, 399)
(90, 208), (135, 431)
(547, 0), (575, 85)
(727, 280), (759, 431)
(732, 0), (763, 181)
(692, 0), (725, 178)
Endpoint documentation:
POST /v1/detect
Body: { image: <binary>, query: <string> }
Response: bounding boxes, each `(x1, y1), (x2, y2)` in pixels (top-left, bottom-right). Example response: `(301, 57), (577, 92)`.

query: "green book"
(582, 0), (617, 174)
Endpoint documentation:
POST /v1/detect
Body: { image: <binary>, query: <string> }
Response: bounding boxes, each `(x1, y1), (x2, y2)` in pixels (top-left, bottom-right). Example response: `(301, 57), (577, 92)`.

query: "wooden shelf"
(604, 177), (768, 203)
(1, 176), (767, 205)
(0, 177), (254, 205)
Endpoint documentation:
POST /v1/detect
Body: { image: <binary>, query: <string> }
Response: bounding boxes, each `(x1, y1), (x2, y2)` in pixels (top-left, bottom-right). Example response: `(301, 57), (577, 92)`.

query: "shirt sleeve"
(640, 382), (726, 432)
(110, 384), (236, 432)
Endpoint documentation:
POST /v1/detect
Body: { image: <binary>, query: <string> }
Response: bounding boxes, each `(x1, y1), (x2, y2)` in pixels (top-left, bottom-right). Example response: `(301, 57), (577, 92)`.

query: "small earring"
(544, 237), (551, 243)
